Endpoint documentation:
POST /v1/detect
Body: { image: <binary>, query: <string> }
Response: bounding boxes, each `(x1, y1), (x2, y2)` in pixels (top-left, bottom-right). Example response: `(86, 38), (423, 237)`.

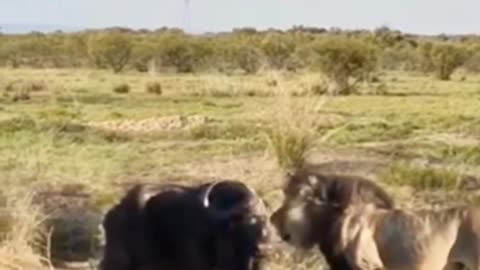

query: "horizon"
(1, 22), (478, 36)
(1, 0), (480, 36)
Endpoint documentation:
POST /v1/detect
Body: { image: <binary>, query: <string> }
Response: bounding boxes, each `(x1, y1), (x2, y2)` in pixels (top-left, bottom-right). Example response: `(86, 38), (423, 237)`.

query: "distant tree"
(87, 32), (133, 73)
(301, 36), (377, 95)
(260, 33), (296, 69)
(420, 42), (469, 80)
(157, 34), (213, 73)
(131, 40), (158, 72)
(463, 44), (480, 73)
(217, 37), (264, 74)
(373, 26), (405, 48)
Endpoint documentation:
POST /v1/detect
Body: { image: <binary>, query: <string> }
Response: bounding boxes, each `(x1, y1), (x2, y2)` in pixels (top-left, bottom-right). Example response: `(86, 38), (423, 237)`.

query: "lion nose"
(280, 233), (291, 242)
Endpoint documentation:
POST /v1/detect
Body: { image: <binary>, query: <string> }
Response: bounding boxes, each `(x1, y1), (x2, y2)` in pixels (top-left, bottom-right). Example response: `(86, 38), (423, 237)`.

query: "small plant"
(379, 162), (461, 191)
(145, 81), (162, 95)
(310, 84), (327, 95)
(265, 125), (315, 171)
(3, 80), (47, 102)
(112, 83), (130, 94)
(263, 90), (326, 172)
(266, 79), (278, 87)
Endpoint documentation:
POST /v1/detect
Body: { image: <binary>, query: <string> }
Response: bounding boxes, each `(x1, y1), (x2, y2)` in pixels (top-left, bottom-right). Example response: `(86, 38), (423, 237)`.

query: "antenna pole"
(183, 0), (191, 32)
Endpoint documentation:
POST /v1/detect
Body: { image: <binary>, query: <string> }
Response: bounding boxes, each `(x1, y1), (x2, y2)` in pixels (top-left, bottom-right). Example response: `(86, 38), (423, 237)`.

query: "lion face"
(270, 176), (328, 250)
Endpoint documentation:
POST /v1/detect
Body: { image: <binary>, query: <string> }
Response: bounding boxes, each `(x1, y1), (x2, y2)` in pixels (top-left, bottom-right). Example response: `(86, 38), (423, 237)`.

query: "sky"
(0, 0), (479, 35)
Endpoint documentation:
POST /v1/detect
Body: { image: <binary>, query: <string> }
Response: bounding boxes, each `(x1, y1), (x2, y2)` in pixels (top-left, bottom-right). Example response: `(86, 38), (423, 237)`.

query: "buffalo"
(100, 180), (273, 270)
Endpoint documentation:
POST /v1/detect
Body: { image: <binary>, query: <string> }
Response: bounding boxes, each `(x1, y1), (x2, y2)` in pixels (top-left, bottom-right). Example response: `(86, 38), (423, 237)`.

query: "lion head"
(270, 167), (395, 250)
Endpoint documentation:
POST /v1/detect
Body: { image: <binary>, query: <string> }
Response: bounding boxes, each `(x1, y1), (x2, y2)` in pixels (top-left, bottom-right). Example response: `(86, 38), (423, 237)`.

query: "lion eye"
(299, 186), (311, 198)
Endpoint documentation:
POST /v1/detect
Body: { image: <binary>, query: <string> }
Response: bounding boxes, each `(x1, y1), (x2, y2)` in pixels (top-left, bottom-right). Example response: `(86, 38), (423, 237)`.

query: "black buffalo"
(100, 180), (273, 270)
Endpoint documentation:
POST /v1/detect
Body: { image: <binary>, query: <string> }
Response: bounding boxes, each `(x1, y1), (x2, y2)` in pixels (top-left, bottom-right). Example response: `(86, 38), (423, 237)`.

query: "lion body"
(339, 204), (480, 270)
(270, 170), (396, 270)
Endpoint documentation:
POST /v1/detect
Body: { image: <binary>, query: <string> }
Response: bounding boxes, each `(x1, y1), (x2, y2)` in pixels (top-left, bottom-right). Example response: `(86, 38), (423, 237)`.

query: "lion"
(269, 166), (395, 270)
(321, 202), (480, 270)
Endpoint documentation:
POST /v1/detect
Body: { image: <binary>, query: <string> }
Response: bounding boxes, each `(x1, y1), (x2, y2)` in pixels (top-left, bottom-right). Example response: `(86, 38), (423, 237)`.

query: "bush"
(158, 34), (214, 73)
(131, 41), (157, 73)
(88, 32), (133, 73)
(301, 36), (377, 95)
(260, 33), (296, 69)
(420, 42), (469, 80)
(220, 41), (264, 74)
(112, 83), (130, 94)
(264, 94), (324, 172)
(145, 81), (162, 95)
(463, 45), (480, 73)
(5, 80), (46, 93)
(1, 80), (45, 102)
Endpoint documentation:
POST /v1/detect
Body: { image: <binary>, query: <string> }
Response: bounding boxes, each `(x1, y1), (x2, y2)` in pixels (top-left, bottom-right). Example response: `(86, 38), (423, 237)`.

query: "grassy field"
(1, 67), (480, 269)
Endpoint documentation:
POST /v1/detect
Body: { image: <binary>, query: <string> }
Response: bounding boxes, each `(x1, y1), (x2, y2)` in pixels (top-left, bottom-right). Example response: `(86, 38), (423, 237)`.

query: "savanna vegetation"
(1, 25), (480, 270)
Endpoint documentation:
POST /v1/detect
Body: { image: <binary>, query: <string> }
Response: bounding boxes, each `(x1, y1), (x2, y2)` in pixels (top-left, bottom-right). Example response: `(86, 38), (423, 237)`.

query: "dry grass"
(1, 67), (480, 269)
(263, 78), (325, 171)
(0, 187), (52, 270)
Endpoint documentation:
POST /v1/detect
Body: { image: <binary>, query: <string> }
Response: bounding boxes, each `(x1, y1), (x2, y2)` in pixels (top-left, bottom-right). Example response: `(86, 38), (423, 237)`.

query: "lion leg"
(346, 226), (384, 270)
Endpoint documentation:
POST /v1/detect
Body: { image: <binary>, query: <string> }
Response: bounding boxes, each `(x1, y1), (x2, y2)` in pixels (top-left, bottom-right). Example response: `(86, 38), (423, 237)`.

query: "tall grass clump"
(0, 187), (52, 270)
(263, 74), (328, 172)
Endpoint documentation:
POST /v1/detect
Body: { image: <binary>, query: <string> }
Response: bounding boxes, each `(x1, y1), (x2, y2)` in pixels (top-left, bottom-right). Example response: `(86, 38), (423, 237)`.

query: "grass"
(1, 67), (480, 269)
(263, 89), (323, 171)
(379, 161), (462, 191)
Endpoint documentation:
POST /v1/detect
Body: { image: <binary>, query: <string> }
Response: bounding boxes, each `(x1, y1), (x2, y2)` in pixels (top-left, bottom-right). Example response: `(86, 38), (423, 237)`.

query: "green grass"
(379, 161), (461, 191)
(2, 67), (480, 269)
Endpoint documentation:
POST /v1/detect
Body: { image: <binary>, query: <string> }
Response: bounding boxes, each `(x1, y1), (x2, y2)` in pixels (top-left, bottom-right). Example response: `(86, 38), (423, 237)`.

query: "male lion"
(269, 166), (395, 270)
(321, 202), (480, 270)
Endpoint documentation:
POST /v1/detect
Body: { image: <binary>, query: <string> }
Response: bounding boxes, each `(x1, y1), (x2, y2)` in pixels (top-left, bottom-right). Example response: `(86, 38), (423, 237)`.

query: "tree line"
(1, 26), (479, 94)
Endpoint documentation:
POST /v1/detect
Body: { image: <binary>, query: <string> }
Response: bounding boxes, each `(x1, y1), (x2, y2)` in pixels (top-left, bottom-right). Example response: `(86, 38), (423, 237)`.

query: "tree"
(87, 32), (133, 73)
(301, 36), (377, 95)
(131, 40), (158, 72)
(427, 42), (469, 80)
(157, 34), (213, 73)
(260, 33), (296, 69)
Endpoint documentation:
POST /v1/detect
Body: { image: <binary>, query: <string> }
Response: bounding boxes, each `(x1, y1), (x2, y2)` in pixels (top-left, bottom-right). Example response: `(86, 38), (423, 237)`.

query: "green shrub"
(112, 83), (130, 94)
(420, 42), (469, 80)
(3, 80), (47, 102)
(263, 96), (322, 172)
(301, 36), (377, 95)
(88, 32), (133, 73)
(145, 82), (162, 95)
(260, 33), (296, 69)
(222, 42), (263, 74)
(157, 34), (214, 73)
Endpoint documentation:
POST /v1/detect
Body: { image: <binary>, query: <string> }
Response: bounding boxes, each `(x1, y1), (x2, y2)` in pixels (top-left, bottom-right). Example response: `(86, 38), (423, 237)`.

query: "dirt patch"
(86, 114), (213, 134)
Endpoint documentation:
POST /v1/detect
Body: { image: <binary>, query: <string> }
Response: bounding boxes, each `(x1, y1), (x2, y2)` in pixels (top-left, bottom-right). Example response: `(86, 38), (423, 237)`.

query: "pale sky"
(0, 0), (479, 35)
